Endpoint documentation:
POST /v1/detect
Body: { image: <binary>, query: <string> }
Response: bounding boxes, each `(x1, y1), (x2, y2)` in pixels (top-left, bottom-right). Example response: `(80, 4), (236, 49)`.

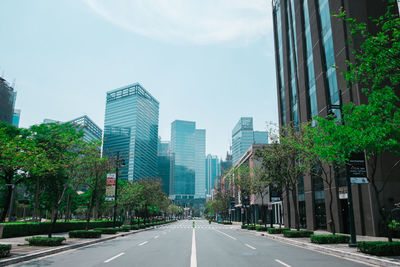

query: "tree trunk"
(0, 183), (13, 222)
(371, 181), (391, 242)
(85, 194), (95, 230)
(327, 166), (336, 234)
(291, 186), (300, 231)
(34, 176), (40, 221)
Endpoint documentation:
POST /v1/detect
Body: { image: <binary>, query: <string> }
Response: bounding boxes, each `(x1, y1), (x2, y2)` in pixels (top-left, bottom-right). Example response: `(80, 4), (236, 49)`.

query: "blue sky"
(0, 0), (277, 158)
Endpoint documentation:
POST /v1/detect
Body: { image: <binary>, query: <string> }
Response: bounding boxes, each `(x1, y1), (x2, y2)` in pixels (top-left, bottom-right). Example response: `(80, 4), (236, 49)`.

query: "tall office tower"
(170, 120), (206, 201)
(272, 0), (399, 235)
(232, 117), (268, 165)
(103, 83), (159, 181)
(0, 77), (16, 124)
(157, 138), (170, 195)
(205, 155), (220, 196)
(12, 109), (21, 127)
(69, 115), (102, 142)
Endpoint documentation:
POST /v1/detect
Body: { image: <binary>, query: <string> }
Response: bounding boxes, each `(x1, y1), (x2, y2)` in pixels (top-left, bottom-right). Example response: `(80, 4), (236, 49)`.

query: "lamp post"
(328, 90), (357, 247)
(113, 152), (125, 227)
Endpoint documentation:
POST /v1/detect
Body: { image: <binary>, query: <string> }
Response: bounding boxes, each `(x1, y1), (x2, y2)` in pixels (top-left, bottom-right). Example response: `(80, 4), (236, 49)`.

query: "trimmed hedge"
(25, 237), (66, 246)
(93, 228), (119, 234)
(283, 230), (314, 238)
(0, 244), (11, 258)
(131, 224), (139, 230)
(267, 228), (289, 234)
(358, 241), (400, 256)
(118, 226), (131, 232)
(247, 225), (256, 230)
(1, 220), (122, 238)
(310, 234), (350, 244)
(256, 226), (268, 231)
(69, 230), (101, 238)
(241, 225), (248, 229)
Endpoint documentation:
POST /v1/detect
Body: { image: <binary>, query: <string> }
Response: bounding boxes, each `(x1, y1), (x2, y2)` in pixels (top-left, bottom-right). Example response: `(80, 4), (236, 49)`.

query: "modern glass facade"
(0, 77), (15, 124)
(69, 115), (102, 143)
(170, 120), (206, 200)
(12, 109), (21, 127)
(275, 2), (286, 125)
(302, 0), (318, 120)
(103, 83), (159, 181)
(205, 155), (220, 196)
(318, 0), (340, 116)
(157, 139), (170, 195)
(232, 118), (268, 165)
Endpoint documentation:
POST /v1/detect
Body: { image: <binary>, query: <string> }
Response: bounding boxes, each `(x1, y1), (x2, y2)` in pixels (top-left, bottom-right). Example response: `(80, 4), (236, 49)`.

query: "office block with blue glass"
(103, 83), (159, 181)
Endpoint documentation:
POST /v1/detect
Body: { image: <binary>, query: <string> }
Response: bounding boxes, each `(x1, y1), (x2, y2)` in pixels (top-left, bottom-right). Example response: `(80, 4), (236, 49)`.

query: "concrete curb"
(235, 228), (400, 267)
(0, 227), (156, 266)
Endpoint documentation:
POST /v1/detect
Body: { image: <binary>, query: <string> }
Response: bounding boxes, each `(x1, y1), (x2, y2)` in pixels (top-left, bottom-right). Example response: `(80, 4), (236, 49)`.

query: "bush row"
(283, 230), (314, 238)
(357, 241), (400, 256)
(1, 220), (122, 238)
(267, 228), (290, 234)
(310, 234), (350, 244)
(25, 237), (66, 246)
(69, 230), (102, 238)
(0, 244), (11, 258)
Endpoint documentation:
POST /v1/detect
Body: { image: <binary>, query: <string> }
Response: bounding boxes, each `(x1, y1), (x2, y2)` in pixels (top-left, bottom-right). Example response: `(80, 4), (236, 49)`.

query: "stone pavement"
(229, 222), (400, 267)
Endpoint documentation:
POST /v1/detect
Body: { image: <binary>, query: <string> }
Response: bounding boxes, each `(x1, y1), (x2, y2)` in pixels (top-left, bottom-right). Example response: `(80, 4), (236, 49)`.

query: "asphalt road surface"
(11, 220), (370, 267)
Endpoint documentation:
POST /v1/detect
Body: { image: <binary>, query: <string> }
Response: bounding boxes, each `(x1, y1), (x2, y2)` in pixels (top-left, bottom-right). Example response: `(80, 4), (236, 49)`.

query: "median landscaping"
(25, 237), (66, 246)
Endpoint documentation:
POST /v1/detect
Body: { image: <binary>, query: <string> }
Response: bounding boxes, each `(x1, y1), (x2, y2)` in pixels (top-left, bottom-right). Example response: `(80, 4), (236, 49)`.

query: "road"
(12, 220), (370, 267)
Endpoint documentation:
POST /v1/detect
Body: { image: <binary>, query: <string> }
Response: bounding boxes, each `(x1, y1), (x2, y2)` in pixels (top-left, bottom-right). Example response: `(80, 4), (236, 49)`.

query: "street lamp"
(328, 90), (357, 247)
(113, 152), (125, 227)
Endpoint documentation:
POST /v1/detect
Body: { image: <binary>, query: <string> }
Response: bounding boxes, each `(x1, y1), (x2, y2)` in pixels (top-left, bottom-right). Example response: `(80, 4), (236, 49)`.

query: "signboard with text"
(348, 153), (368, 184)
(106, 173), (116, 201)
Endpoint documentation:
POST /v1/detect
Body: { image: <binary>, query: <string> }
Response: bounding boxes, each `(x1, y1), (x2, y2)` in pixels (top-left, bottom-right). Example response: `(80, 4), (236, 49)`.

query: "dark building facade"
(0, 77), (15, 124)
(272, 0), (400, 236)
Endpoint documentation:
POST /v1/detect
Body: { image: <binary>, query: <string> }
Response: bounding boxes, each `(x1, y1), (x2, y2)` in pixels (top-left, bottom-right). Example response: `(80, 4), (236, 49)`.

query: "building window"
(276, 3), (287, 125)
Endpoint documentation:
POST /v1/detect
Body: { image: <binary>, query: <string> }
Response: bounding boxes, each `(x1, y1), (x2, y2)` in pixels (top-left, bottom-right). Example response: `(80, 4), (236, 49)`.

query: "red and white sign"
(106, 173), (116, 200)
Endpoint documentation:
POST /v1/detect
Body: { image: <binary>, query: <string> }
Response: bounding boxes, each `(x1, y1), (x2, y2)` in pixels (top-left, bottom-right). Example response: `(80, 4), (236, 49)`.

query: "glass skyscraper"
(170, 120), (206, 201)
(205, 155), (220, 196)
(232, 117), (268, 165)
(0, 77), (16, 124)
(69, 115), (102, 143)
(157, 138), (170, 195)
(103, 83), (159, 181)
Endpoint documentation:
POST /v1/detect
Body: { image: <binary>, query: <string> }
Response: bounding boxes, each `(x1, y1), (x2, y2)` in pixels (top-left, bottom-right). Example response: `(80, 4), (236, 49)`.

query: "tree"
(0, 123), (34, 222)
(73, 144), (112, 229)
(251, 165), (272, 227)
(118, 181), (144, 224)
(29, 122), (89, 237)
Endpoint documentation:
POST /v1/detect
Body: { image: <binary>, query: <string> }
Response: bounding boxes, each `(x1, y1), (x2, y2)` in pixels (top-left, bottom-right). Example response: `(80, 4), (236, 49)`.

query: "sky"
(0, 0), (278, 159)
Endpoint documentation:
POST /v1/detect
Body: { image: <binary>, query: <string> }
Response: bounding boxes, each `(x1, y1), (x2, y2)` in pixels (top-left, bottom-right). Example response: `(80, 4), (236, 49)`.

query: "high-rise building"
(205, 155), (220, 196)
(0, 77), (16, 124)
(103, 83), (159, 181)
(12, 109), (21, 127)
(272, 0), (399, 236)
(232, 117), (268, 164)
(157, 138), (170, 195)
(170, 120), (206, 201)
(69, 115), (102, 143)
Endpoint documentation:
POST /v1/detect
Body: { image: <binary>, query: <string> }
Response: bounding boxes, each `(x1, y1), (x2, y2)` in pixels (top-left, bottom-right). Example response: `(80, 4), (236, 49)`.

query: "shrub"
(283, 230), (314, 238)
(93, 228), (119, 234)
(247, 225), (256, 230)
(222, 221), (232, 225)
(310, 234), (350, 244)
(139, 224), (146, 229)
(357, 241), (400, 256)
(119, 226), (131, 232)
(0, 244), (11, 258)
(25, 237), (66, 246)
(131, 224), (139, 230)
(241, 225), (248, 229)
(256, 226), (267, 231)
(69, 230), (101, 238)
(1, 220), (122, 238)
(267, 228), (289, 234)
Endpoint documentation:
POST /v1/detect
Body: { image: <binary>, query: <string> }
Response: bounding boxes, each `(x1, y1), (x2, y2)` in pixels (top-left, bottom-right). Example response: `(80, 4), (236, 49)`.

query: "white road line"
(104, 253), (124, 263)
(190, 228), (197, 267)
(138, 241), (148, 246)
(275, 259), (291, 267)
(214, 229), (237, 240)
(245, 244), (256, 250)
(154, 235), (159, 239)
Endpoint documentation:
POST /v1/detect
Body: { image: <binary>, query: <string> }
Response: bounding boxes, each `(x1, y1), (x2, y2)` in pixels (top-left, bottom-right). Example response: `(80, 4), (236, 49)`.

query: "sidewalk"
(0, 227), (153, 266)
(229, 222), (400, 267)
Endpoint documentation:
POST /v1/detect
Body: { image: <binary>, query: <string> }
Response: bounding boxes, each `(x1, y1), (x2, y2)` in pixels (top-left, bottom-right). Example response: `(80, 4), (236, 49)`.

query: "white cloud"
(84, 0), (272, 44)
